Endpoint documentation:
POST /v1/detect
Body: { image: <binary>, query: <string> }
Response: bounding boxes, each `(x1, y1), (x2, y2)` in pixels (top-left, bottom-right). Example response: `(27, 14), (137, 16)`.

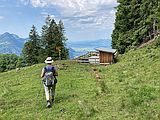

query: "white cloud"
(40, 11), (58, 22)
(23, 0), (117, 15)
(31, 0), (47, 7)
(20, 0), (46, 7)
(0, 16), (4, 20)
(21, 0), (117, 38)
(21, 0), (117, 16)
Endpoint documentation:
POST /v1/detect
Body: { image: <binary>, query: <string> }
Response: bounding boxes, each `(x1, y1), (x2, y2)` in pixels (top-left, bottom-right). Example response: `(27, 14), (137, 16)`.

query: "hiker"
(41, 57), (58, 108)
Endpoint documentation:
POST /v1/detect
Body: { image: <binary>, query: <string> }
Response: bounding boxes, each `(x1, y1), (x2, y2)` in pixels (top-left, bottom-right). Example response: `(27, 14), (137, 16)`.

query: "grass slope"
(0, 40), (160, 120)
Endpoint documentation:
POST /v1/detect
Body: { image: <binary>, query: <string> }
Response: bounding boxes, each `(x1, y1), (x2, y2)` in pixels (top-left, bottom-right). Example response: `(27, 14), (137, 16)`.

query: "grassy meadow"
(0, 40), (160, 120)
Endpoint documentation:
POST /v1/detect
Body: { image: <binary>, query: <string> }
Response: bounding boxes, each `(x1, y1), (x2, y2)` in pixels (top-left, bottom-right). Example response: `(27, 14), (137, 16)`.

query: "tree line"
(0, 54), (25, 72)
(0, 15), (69, 72)
(112, 0), (160, 54)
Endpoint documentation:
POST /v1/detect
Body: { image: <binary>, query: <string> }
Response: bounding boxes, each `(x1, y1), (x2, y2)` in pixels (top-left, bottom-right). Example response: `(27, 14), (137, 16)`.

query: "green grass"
(0, 40), (160, 120)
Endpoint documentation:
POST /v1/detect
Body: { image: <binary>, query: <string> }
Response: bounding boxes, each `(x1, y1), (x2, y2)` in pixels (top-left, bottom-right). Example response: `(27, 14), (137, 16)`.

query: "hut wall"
(99, 52), (113, 63)
(89, 58), (99, 64)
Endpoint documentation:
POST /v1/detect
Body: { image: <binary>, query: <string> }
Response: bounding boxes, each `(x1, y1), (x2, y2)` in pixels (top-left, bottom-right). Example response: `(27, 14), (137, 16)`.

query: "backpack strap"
(52, 66), (55, 76)
(44, 66), (55, 76)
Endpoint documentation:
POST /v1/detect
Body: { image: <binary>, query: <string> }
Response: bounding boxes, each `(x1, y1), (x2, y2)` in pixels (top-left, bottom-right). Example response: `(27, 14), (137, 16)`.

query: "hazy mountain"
(68, 47), (88, 59)
(0, 32), (111, 59)
(67, 39), (111, 59)
(67, 39), (111, 49)
(0, 32), (28, 55)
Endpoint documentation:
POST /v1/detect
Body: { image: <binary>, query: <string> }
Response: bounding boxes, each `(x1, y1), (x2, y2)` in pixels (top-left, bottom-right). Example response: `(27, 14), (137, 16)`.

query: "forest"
(112, 0), (160, 54)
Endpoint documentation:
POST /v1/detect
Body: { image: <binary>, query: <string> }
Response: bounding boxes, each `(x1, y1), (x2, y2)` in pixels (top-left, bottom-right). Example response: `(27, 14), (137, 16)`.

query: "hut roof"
(96, 48), (116, 53)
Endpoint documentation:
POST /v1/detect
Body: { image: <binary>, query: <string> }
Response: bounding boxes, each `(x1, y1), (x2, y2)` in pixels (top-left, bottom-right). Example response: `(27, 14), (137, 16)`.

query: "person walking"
(41, 57), (58, 108)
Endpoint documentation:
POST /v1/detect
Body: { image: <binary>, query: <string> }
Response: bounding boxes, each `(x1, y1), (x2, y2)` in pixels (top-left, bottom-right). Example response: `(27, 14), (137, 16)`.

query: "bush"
(0, 54), (20, 72)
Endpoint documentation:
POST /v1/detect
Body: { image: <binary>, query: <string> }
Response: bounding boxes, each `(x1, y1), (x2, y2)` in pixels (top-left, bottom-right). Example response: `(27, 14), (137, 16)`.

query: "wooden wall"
(99, 52), (114, 64)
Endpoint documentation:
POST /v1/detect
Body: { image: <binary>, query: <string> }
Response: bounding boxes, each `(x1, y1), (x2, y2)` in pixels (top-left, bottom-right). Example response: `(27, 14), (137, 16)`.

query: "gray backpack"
(43, 66), (55, 87)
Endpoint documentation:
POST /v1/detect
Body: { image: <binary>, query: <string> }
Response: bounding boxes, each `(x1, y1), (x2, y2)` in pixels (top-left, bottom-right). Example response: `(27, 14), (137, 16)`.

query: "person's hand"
(54, 79), (57, 84)
(42, 77), (45, 82)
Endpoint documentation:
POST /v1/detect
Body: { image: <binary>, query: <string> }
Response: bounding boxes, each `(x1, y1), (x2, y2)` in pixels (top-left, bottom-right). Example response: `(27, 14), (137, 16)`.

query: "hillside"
(0, 39), (160, 120)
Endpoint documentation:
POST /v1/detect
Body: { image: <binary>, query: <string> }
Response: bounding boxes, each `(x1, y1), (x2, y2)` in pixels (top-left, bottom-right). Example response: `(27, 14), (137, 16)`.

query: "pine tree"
(41, 16), (69, 60)
(41, 15), (58, 60)
(112, 0), (159, 54)
(57, 20), (69, 60)
(22, 25), (40, 65)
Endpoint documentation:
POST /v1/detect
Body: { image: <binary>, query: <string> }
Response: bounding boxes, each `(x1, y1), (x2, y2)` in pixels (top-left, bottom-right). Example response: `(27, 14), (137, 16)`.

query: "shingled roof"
(95, 48), (116, 53)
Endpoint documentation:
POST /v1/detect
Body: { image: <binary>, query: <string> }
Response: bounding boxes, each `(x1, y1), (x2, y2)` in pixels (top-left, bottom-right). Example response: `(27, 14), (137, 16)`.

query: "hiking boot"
(46, 101), (51, 108)
(51, 98), (54, 103)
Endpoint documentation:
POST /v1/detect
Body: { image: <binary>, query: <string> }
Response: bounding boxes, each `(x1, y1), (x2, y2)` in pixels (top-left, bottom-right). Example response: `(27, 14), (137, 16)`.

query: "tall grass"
(0, 40), (160, 120)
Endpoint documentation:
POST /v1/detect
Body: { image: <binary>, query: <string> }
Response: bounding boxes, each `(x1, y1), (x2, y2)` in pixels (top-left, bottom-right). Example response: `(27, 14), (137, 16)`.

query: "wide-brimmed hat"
(45, 57), (53, 64)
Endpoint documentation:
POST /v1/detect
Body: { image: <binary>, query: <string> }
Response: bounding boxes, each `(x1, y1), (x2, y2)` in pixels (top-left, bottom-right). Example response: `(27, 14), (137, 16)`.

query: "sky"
(0, 0), (117, 41)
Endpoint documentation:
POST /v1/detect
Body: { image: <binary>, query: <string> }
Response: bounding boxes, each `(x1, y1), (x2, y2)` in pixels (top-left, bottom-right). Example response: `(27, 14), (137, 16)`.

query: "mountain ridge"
(0, 32), (111, 58)
(0, 32), (28, 55)
(67, 39), (111, 58)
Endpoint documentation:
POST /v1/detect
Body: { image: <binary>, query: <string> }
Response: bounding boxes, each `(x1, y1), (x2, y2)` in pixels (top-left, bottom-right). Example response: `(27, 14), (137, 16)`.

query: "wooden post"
(59, 49), (61, 60)
(149, 31), (151, 40)
(56, 46), (62, 60)
(153, 19), (156, 36)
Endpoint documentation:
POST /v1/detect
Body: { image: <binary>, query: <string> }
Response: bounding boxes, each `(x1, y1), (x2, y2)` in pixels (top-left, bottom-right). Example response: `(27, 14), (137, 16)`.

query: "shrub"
(0, 54), (19, 72)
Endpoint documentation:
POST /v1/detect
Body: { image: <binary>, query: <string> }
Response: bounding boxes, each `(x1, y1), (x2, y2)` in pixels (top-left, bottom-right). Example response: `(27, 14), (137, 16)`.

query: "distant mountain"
(68, 47), (88, 59)
(67, 39), (111, 59)
(67, 39), (111, 49)
(0, 32), (111, 59)
(0, 32), (28, 55)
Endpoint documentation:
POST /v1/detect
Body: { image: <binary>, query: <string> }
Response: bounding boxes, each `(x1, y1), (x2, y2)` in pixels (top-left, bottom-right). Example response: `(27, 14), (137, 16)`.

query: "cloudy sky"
(0, 0), (117, 41)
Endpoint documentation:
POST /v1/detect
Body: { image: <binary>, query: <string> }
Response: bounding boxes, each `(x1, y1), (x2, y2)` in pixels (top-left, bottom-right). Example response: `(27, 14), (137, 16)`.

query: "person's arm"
(53, 66), (58, 76)
(54, 70), (58, 76)
(41, 68), (45, 78)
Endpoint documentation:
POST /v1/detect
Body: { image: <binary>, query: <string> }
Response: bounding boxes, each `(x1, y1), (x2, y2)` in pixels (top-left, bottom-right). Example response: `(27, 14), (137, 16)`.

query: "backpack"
(43, 66), (55, 87)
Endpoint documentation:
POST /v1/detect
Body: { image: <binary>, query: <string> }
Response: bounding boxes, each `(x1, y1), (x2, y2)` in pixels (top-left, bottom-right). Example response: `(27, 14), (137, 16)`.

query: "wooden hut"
(76, 51), (99, 63)
(96, 48), (116, 65)
(89, 56), (99, 64)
